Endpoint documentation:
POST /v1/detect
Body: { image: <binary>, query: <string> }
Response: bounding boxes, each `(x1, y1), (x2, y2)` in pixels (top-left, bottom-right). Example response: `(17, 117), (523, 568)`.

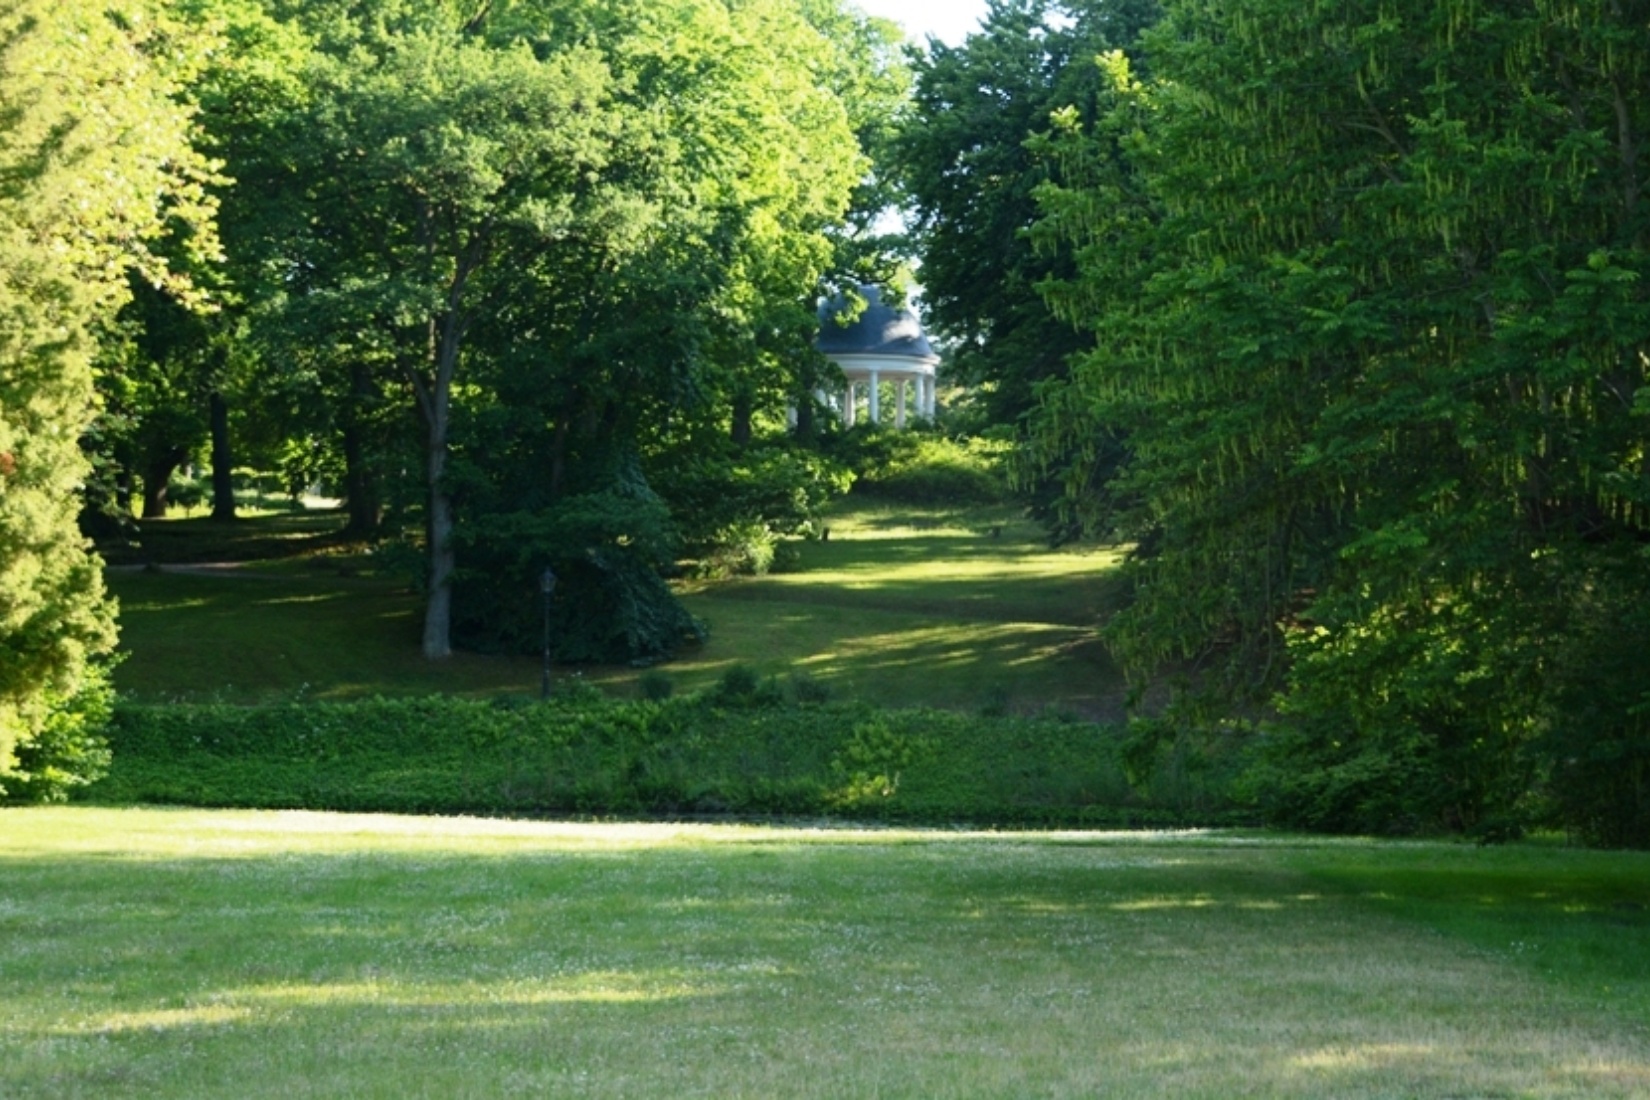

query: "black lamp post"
(539, 566), (558, 700)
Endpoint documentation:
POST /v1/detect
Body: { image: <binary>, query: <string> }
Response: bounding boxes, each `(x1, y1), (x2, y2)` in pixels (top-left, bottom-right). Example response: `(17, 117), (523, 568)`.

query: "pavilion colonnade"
(827, 367), (937, 429)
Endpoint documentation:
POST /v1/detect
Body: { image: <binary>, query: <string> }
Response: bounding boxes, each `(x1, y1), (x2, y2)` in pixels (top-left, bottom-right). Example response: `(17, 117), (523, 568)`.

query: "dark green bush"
(450, 491), (705, 664)
(1538, 567), (1650, 848)
(84, 695), (1255, 827)
(787, 672), (831, 705)
(637, 670), (675, 701)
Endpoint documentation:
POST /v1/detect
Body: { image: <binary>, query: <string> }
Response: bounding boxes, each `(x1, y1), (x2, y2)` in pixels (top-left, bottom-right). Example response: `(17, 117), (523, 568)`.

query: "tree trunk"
(209, 391), (236, 522)
(418, 311), (462, 660)
(731, 390), (754, 447)
(116, 468), (134, 517)
(793, 390), (815, 441)
(548, 416), (569, 500)
(422, 426), (455, 659)
(140, 451), (184, 519)
(341, 364), (381, 536)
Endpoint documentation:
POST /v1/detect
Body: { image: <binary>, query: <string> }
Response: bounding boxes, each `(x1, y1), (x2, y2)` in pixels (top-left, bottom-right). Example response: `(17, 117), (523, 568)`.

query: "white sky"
(850, 0), (990, 46)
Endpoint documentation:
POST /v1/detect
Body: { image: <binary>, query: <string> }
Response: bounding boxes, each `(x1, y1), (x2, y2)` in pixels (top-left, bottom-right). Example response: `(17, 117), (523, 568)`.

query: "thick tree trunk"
(140, 451), (185, 519)
(342, 422), (380, 536)
(209, 391), (236, 522)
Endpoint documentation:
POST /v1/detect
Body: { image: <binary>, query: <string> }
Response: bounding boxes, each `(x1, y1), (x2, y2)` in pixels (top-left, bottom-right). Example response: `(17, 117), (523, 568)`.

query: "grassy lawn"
(106, 502), (1126, 711)
(4, 808), (1647, 1098)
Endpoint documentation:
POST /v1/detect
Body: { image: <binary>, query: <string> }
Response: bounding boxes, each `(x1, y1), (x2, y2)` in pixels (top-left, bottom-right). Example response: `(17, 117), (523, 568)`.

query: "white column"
(925, 375), (936, 418)
(868, 370), (881, 424)
(844, 383), (856, 427)
(895, 378), (908, 430)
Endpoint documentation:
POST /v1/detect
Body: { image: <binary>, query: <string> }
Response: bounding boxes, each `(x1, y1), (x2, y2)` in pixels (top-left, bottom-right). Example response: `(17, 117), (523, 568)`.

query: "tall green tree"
(1032, 0), (1650, 838)
(0, 0), (216, 789)
(251, 0), (871, 660)
(897, 0), (1158, 535)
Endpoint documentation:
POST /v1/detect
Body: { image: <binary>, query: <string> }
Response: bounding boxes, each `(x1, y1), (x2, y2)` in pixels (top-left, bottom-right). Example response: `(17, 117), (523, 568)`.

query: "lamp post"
(539, 566), (558, 700)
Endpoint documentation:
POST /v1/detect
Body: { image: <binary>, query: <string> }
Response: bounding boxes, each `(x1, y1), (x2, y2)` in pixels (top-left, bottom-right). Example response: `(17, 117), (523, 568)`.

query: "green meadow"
(4, 808), (1648, 1099)
(106, 503), (1125, 712)
(71, 505), (1650, 1099)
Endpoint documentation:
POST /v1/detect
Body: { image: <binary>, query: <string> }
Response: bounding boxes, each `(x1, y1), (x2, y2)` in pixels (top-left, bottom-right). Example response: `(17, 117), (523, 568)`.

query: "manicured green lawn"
(4, 808), (1647, 1098)
(106, 502), (1126, 711)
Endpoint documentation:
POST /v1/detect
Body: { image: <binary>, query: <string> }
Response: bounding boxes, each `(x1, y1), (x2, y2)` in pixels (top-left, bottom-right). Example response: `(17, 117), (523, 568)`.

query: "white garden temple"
(814, 285), (940, 429)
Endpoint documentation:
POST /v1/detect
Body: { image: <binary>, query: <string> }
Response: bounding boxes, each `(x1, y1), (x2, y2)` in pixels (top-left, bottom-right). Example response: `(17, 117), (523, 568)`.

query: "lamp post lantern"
(539, 566), (558, 700)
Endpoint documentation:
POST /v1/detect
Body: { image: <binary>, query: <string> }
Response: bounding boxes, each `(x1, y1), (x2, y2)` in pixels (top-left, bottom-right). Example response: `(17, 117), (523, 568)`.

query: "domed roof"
(815, 285), (939, 361)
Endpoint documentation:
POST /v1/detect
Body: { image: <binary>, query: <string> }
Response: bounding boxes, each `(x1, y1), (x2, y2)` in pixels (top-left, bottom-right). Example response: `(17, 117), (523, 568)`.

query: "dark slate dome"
(815, 285), (938, 361)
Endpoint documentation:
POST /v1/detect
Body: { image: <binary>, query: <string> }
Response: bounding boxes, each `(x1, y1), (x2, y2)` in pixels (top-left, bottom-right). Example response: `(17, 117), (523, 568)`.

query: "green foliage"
(696, 522), (779, 579)
(3, 666), (115, 804)
(825, 716), (934, 808)
(87, 695), (1251, 826)
(787, 671), (832, 705)
(822, 427), (1011, 507)
(821, 424), (926, 481)
(896, 0), (1158, 536)
(205, 0), (879, 658)
(650, 443), (852, 577)
(1021, 0), (1650, 840)
(709, 664), (784, 709)
(0, 0), (217, 783)
(1538, 553), (1650, 848)
(852, 433), (1013, 505)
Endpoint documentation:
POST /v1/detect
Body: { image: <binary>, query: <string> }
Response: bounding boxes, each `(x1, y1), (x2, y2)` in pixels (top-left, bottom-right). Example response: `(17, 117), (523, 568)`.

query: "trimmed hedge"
(84, 696), (1254, 827)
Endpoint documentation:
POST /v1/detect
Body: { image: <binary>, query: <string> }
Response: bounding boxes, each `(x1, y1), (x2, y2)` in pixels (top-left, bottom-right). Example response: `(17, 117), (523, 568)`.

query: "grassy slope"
(4, 808), (1647, 1099)
(106, 502), (1126, 711)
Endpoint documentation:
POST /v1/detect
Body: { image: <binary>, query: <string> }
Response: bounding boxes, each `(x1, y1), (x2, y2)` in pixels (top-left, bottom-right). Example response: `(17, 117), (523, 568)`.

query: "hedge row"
(85, 695), (1255, 828)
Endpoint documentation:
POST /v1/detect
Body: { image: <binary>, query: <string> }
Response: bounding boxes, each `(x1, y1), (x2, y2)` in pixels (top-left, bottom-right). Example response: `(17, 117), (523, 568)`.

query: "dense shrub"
(85, 695), (1255, 827)
(827, 428), (1011, 506)
(450, 490), (705, 663)
(1538, 563), (1650, 848)
(650, 444), (853, 578)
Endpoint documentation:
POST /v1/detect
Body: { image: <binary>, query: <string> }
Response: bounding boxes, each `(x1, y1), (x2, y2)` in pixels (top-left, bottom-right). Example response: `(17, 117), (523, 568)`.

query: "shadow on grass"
(107, 570), (541, 702)
(101, 510), (358, 566)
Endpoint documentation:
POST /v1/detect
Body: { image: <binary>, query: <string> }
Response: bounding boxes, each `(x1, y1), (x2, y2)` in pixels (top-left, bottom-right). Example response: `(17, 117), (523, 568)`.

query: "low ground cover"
(3, 808), (1647, 1099)
(85, 694), (1242, 826)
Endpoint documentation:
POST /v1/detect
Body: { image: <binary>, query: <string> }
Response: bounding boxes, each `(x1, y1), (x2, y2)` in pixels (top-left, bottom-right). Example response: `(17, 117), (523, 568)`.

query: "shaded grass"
(3, 808), (1647, 1099)
(107, 502), (1127, 711)
(1299, 843), (1650, 1034)
(101, 509), (357, 566)
(108, 570), (538, 702)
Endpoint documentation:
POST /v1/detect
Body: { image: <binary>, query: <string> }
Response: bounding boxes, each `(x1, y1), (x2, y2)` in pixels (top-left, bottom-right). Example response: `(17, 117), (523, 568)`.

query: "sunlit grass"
(4, 808), (1648, 1098)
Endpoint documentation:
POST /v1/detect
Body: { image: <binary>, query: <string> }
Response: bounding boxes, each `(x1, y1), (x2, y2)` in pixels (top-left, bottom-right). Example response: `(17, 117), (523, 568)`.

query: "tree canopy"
(160, 0), (896, 661)
(1028, 0), (1650, 841)
(0, 0), (217, 792)
(896, 0), (1158, 535)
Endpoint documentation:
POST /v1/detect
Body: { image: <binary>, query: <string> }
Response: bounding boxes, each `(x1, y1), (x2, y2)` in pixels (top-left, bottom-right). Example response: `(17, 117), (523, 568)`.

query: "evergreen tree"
(0, 0), (216, 792)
